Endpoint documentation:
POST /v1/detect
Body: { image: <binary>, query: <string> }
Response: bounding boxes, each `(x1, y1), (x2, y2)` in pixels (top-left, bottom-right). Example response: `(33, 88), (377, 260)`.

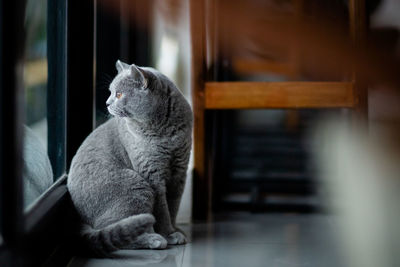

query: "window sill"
(25, 174), (68, 232)
(23, 174), (79, 266)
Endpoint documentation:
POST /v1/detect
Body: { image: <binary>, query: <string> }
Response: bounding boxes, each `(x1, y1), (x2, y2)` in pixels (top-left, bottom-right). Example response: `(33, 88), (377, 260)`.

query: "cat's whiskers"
(97, 73), (114, 91)
(108, 105), (127, 117)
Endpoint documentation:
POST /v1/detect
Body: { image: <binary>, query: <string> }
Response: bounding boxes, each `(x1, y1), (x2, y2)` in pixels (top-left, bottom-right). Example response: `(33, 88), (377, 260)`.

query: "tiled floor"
(68, 212), (344, 267)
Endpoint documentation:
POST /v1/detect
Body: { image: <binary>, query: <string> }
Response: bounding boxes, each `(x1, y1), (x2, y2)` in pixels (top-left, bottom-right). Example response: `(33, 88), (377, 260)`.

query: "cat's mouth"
(108, 106), (127, 117)
(107, 106), (116, 116)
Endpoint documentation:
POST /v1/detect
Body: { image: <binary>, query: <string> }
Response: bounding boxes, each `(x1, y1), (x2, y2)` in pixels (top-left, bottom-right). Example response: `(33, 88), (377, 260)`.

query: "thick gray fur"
(67, 60), (192, 256)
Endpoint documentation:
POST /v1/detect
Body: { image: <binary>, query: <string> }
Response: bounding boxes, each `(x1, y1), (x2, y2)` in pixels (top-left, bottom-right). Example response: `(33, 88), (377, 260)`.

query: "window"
(1, 0), (175, 264)
(0, 0), (95, 265)
(23, 0), (67, 209)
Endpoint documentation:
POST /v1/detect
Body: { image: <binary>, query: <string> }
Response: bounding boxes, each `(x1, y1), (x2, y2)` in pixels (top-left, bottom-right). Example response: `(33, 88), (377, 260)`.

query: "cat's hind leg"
(93, 169), (155, 230)
(165, 145), (191, 245)
(86, 169), (162, 253)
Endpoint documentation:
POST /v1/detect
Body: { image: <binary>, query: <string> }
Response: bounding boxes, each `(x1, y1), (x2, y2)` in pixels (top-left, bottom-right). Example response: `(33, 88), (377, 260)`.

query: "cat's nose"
(106, 97), (113, 106)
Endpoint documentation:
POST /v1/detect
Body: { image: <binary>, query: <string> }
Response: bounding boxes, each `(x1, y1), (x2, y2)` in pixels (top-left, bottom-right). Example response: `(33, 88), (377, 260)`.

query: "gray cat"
(67, 60), (192, 255)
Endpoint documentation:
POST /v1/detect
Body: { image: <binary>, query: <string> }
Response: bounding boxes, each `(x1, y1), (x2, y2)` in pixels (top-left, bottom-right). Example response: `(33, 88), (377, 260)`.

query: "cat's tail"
(81, 213), (155, 256)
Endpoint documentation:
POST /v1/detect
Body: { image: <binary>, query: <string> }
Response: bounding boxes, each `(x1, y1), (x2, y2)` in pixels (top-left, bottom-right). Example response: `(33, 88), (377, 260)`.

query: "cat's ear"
(116, 60), (129, 73)
(130, 64), (148, 89)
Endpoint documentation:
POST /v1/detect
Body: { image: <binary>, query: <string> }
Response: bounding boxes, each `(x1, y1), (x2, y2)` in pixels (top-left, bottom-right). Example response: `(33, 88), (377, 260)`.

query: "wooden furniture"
(190, 0), (367, 220)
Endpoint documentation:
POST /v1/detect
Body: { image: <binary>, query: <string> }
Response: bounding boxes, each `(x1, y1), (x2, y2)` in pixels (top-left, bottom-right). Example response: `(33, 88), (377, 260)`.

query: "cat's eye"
(116, 92), (122, 99)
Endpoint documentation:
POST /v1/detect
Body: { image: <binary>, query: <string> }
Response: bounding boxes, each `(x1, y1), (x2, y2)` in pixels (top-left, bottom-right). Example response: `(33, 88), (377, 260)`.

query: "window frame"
(0, 0), (25, 265)
(0, 0), (96, 266)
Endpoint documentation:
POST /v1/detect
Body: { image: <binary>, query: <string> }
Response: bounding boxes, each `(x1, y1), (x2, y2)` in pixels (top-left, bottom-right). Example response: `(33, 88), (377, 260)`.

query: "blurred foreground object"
(313, 118), (400, 267)
(189, 0), (368, 219)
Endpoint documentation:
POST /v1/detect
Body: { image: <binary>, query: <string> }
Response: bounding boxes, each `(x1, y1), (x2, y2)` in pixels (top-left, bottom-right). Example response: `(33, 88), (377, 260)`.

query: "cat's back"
(147, 67), (193, 126)
(68, 118), (128, 181)
(74, 118), (119, 156)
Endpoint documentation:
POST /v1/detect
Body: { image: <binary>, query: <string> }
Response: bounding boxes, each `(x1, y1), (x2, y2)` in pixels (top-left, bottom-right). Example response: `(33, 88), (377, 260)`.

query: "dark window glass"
(23, 0), (65, 209)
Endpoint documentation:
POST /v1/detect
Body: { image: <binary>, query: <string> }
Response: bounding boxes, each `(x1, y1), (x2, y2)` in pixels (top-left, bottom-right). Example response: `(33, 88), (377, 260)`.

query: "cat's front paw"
(167, 231), (187, 245)
(147, 233), (168, 249)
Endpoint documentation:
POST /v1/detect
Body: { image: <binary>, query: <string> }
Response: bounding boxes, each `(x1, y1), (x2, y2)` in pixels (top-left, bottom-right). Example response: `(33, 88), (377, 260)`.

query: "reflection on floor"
(68, 212), (343, 267)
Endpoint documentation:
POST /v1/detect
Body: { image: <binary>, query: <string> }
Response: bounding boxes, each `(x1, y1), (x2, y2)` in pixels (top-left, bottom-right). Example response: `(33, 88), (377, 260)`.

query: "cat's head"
(106, 60), (164, 120)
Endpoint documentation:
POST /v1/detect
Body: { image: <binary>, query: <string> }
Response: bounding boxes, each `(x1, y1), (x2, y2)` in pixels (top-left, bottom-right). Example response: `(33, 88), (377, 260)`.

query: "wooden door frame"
(190, 0), (367, 220)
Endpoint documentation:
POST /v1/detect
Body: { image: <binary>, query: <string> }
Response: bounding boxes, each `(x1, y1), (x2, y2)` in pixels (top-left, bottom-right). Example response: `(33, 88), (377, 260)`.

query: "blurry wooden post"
(285, 0), (304, 131)
(349, 0), (368, 121)
(291, 0), (303, 80)
(190, 0), (364, 220)
(190, 0), (209, 220)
